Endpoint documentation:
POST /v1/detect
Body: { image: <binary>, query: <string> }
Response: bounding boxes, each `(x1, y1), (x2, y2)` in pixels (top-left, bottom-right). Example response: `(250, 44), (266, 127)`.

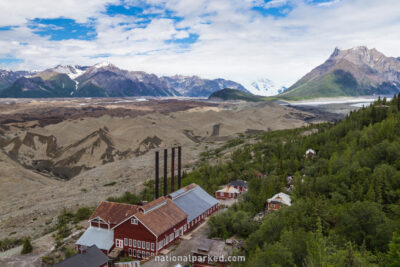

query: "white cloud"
(317, 0), (340, 7)
(1, 0), (400, 89)
(265, 0), (289, 8)
(0, 0), (120, 26)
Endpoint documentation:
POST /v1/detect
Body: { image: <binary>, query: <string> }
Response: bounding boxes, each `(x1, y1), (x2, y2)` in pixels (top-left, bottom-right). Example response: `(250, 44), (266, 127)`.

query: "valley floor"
(0, 98), (344, 244)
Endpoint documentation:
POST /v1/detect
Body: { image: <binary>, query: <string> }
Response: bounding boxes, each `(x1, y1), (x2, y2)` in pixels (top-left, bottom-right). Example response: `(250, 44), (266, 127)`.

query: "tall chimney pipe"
(155, 151), (159, 199)
(171, 147), (175, 192)
(163, 149), (168, 196)
(178, 146), (182, 188)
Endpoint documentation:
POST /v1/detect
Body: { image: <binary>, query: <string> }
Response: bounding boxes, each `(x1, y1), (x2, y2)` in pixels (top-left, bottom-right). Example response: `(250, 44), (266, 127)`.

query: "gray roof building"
(76, 227), (114, 251)
(228, 180), (247, 188)
(168, 183), (218, 223)
(54, 245), (108, 267)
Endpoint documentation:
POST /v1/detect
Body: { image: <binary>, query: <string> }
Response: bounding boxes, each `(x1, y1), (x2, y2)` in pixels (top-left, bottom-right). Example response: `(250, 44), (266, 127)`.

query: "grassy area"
(209, 88), (267, 102)
(277, 69), (374, 100)
(0, 238), (23, 252)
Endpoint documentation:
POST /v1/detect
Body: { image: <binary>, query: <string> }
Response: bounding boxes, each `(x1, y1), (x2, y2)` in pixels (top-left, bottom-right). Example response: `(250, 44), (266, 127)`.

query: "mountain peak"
(330, 47), (341, 58)
(93, 62), (115, 69)
(283, 46), (400, 98)
(330, 46), (384, 59)
(327, 46), (393, 70)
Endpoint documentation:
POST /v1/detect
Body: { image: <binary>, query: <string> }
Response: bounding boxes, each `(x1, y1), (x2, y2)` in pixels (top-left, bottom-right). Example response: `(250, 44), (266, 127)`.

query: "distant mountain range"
(0, 63), (249, 98)
(281, 46), (400, 99)
(3, 46), (399, 100)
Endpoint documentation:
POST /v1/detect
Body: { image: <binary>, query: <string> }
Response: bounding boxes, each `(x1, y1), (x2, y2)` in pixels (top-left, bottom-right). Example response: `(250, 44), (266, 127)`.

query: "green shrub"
(21, 238), (33, 254)
(74, 207), (93, 222)
(63, 246), (77, 258)
(41, 255), (54, 265)
(107, 191), (141, 205)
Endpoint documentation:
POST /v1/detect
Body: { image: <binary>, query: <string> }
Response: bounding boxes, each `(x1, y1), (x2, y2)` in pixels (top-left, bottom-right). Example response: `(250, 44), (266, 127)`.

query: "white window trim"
(116, 239), (123, 248)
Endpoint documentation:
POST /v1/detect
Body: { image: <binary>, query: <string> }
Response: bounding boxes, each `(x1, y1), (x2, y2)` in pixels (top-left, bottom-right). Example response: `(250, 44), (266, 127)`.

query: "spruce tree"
(386, 232), (400, 267)
(397, 92), (400, 110)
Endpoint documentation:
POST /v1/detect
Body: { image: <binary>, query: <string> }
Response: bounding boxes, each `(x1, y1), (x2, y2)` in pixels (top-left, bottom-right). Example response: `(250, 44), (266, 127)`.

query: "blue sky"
(0, 0), (399, 92)
(28, 18), (97, 41)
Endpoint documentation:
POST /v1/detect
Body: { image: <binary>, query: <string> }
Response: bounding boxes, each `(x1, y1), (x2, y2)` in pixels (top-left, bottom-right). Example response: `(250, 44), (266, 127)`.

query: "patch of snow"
(53, 65), (85, 79)
(93, 62), (112, 69)
(244, 78), (287, 96)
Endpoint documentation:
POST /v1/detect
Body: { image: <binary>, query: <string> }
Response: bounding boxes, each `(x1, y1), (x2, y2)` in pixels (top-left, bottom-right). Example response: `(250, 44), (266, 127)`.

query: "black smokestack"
(155, 151), (159, 199)
(163, 149), (168, 196)
(171, 147), (175, 192)
(178, 146), (182, 188)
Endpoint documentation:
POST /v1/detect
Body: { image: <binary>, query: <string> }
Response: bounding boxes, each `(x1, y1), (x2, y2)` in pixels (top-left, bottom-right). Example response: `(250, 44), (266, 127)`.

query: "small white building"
(305, 149), (316, 158)
(267, 192), (291, 211)
(215, 186), (240, 200)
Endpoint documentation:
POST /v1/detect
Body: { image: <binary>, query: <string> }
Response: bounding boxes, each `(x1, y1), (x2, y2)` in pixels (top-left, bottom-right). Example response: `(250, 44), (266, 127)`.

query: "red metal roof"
(135, 197), (187, 236)
(89, 201), (139, 225)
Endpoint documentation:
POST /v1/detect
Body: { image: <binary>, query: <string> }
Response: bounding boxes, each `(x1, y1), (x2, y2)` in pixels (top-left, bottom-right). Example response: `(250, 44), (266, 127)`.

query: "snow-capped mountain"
(246, 78), (287, 96)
